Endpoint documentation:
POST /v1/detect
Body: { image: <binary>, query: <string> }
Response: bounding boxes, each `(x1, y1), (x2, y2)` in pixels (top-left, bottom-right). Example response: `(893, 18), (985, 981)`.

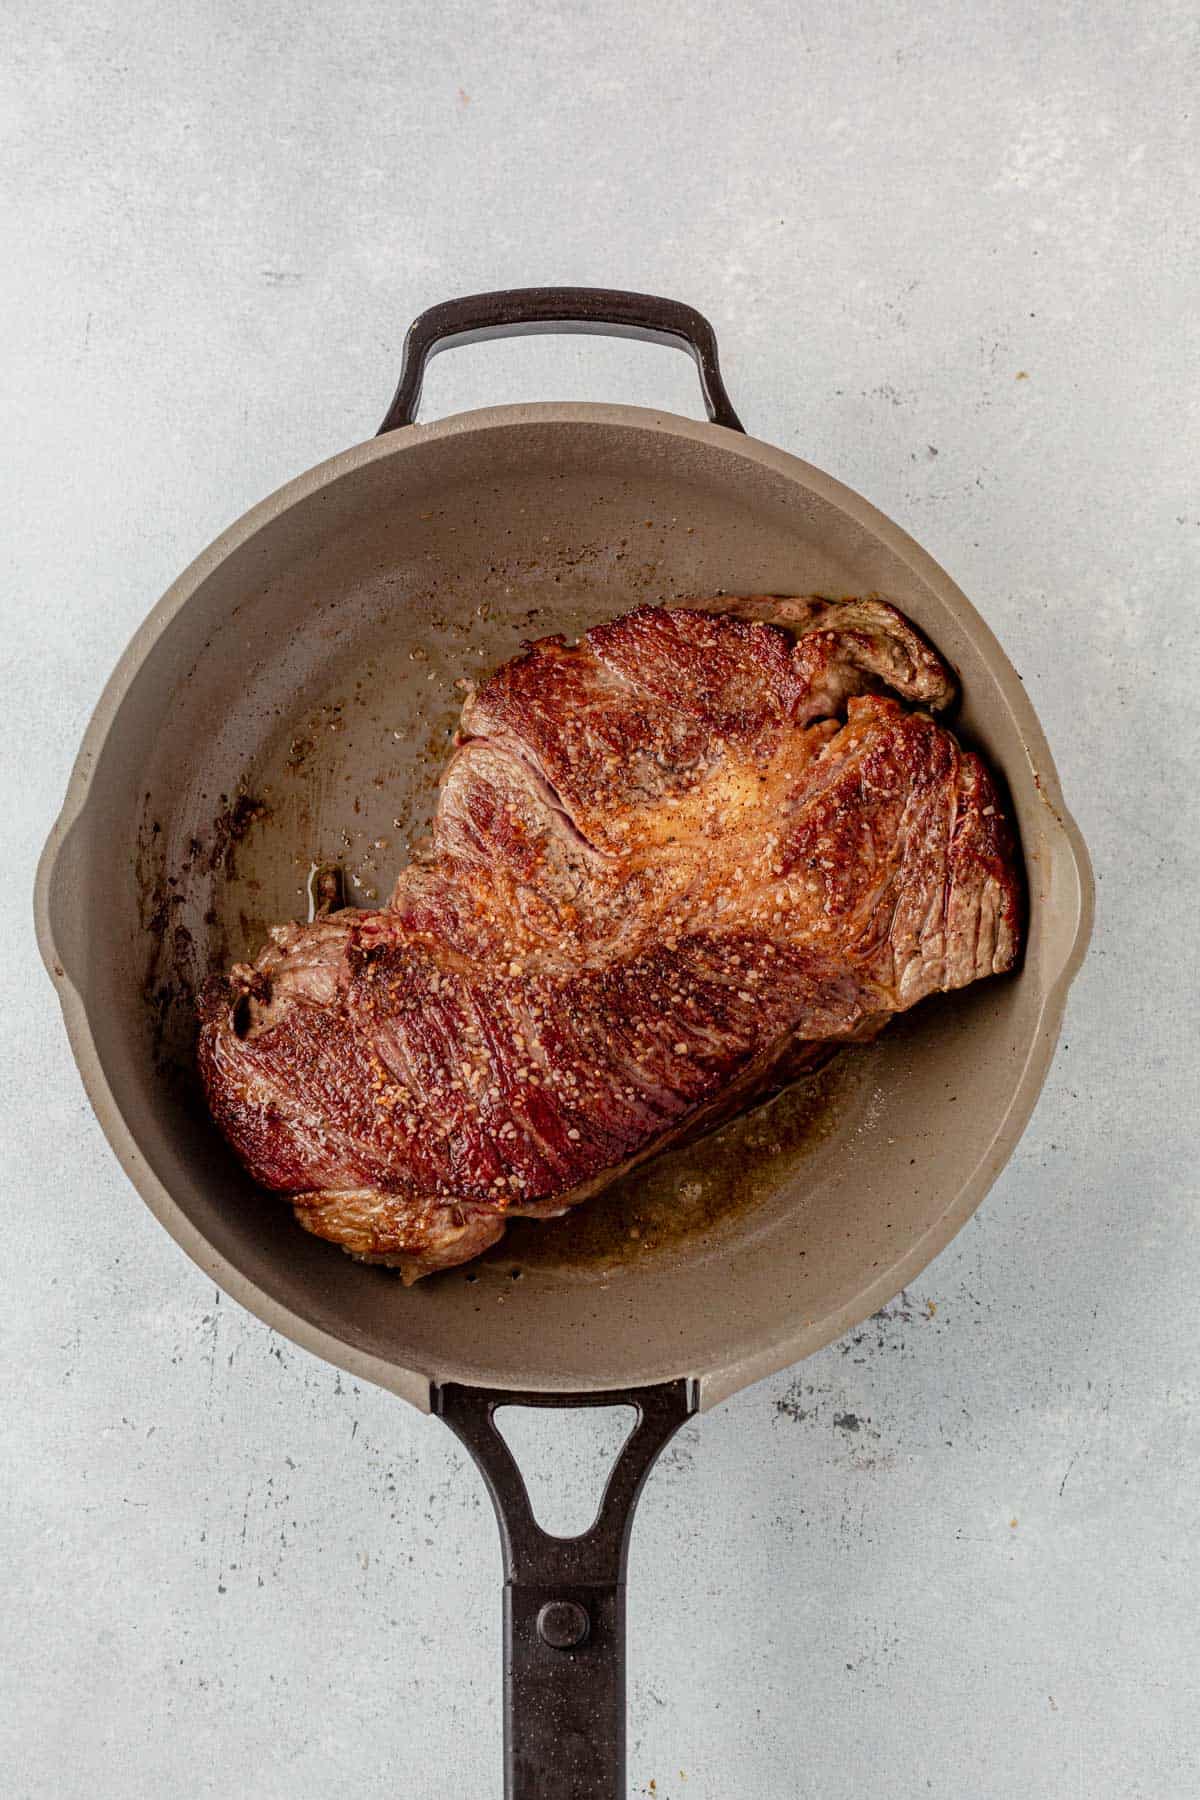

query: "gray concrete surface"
(3, 2), (1199, 1795)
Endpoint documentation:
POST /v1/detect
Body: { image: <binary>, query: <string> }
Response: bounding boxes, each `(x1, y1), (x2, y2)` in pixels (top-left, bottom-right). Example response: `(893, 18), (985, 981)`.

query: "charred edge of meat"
(674, 594), (958, 713)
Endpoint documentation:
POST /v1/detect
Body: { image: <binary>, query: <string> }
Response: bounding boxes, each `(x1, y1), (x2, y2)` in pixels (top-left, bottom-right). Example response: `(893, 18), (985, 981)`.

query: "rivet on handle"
(537, 1599), (591, 1650)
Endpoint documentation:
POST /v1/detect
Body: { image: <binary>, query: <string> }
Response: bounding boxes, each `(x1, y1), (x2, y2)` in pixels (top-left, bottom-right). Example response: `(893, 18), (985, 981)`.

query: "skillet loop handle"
(378, 287), (745, 434)
(435, 1379), (697, 1800)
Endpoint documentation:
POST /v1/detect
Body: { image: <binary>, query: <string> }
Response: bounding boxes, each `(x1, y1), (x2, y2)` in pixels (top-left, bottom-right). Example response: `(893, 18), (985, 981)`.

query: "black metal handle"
(378, 287), (745, 433)
(435, 1380), (697, 1800)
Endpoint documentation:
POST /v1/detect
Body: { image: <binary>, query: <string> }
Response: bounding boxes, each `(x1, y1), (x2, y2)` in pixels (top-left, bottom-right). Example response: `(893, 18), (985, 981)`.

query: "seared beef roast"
(199, 599), (1021, 1279)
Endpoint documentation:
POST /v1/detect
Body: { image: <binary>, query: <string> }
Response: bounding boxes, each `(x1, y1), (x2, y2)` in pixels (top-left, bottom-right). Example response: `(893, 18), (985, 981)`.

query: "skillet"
(35, 288), (1093, 1797)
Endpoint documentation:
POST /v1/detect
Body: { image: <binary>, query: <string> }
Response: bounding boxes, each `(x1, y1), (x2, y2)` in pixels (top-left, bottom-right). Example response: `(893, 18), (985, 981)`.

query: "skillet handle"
(378, 287), (745, 433)
(434, 1379), (697, 1800)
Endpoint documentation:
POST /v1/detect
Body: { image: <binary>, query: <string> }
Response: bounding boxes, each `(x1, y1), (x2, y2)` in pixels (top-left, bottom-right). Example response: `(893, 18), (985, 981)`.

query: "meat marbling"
(198, 598), (1021, 1279)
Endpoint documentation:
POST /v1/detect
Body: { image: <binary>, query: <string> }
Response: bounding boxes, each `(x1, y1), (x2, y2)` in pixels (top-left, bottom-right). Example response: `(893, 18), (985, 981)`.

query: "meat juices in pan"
(198, 598), (1022, 1281)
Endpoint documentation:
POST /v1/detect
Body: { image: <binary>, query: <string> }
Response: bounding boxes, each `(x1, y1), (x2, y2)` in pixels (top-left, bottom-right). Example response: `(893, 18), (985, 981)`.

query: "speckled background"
(4, 3), (1198, 1796)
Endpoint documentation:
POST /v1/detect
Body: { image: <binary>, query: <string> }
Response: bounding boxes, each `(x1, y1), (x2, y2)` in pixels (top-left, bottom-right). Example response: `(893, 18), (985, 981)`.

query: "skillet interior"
(37, 406), (1090, 1407)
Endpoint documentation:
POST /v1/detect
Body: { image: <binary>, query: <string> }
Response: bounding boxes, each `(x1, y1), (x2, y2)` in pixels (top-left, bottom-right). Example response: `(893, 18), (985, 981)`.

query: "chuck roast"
(198, 598), (1021, 1280)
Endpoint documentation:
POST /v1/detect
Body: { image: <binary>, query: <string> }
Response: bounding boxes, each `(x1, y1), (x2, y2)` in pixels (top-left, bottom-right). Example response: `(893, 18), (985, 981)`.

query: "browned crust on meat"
(198, 597), (1021, 1280)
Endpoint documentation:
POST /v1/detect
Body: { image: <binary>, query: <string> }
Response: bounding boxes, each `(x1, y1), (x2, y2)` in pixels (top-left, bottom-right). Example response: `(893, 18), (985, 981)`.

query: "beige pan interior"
(35, 406), (1092, 1410)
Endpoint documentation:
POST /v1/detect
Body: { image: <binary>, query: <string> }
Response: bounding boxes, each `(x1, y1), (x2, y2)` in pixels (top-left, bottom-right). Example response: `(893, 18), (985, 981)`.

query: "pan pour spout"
(198, 597), (1022, 1280)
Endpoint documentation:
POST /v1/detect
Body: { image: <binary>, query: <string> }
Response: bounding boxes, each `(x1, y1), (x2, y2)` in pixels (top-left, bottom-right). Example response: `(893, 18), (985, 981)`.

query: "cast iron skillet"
(35, 289), (1092, 1798)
